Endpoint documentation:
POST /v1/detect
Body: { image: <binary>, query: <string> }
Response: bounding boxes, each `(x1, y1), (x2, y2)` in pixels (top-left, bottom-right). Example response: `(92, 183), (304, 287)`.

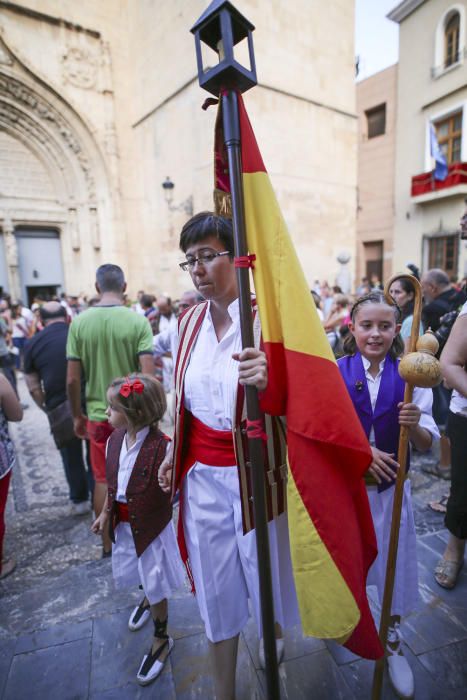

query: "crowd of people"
(0, 212), (465, 697)
(311, 268), (466, 360)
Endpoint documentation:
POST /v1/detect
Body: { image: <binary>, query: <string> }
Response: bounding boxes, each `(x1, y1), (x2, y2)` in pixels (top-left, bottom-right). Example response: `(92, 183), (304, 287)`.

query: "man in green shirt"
(67, 264), (154, 555)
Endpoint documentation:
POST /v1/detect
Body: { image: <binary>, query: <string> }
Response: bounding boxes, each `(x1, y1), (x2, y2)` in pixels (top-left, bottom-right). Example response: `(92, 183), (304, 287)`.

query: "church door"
(15, 229), (64, 306)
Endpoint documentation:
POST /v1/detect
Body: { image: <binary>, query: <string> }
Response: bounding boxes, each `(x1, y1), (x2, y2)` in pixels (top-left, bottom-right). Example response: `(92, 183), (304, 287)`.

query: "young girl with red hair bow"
(92, 373), (184, 686)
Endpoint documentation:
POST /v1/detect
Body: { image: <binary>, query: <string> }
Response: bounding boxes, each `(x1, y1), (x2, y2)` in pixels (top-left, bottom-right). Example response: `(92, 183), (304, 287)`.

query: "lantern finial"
(191, 0), (257, 96)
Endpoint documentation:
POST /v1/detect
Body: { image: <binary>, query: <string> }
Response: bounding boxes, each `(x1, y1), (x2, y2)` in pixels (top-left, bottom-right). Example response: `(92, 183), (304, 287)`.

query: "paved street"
(0, 379), (466, 699)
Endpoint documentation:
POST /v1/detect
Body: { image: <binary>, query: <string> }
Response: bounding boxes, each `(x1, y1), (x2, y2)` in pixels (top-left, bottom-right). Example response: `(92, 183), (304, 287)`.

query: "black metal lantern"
(191, 0), (257, 96)
(161, 177), (193, 216)
(162, 176), (175, 203)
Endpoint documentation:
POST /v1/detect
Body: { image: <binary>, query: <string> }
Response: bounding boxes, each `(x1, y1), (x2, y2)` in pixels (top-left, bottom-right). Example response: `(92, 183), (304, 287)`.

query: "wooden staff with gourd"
(371, 273), (442, 700)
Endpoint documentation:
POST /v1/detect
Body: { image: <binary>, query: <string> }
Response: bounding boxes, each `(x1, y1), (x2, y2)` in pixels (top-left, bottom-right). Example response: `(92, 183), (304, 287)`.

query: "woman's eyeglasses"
(179, 251), (230, 272)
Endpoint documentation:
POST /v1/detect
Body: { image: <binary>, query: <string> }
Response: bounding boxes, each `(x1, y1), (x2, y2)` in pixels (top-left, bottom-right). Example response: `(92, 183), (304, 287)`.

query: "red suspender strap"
(173, 302), (209, 494)
(246, 418), (267, 442)
(234, 254), (256, 269)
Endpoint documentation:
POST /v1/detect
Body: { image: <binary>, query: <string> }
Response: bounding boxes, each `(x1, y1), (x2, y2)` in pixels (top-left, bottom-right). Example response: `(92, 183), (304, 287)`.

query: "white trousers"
(112, 520), (185, 605)
(183, 463), (300, 643)
(366, 479), (420, 617)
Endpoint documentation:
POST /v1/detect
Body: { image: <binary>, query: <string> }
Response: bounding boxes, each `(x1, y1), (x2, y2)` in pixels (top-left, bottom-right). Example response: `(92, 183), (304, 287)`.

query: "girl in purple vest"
(91, 373), (184, 686)
(338, 292), (439, 700)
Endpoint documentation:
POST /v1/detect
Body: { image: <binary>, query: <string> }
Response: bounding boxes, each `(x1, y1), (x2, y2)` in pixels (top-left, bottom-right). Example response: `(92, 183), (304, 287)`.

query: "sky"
(355, 0), (400, 81)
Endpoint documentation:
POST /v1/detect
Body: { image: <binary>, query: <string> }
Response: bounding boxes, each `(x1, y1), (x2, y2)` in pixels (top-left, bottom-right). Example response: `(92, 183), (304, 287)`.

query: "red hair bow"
(119, 378), (145, 398)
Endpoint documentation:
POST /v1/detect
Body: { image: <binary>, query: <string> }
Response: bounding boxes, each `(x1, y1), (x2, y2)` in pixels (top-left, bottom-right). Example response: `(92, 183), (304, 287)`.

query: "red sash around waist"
(178, 412), (237, 593)
(115, 501), (129, 522)
(184, 413), (236, 468)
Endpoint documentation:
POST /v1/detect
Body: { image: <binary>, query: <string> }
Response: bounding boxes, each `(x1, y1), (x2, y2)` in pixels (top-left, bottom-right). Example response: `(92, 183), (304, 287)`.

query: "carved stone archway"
(0, 32), (113, 298)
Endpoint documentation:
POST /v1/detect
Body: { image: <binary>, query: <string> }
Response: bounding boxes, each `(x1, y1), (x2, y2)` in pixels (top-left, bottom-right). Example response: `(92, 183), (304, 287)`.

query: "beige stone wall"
(392, 0), (467, 280)
(126, 0), (359, 295)
(0, 0), (358, 300)
(356, 65), (397, 284)
(0, 0), (130, 298)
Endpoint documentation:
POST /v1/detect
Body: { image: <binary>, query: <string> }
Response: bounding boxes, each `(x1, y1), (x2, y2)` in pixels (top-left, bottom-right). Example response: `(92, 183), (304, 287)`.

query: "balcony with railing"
(431, 48), (467, 78)
(411, 162), (467, 203)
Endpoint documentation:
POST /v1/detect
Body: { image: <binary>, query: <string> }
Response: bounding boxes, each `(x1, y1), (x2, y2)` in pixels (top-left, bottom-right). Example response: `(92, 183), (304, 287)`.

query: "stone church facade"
(0, 0), (357, 301)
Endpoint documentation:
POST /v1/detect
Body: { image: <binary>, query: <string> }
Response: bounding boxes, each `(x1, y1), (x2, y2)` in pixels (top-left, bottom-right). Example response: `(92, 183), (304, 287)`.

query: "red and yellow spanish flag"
(214, 94), (383, 660)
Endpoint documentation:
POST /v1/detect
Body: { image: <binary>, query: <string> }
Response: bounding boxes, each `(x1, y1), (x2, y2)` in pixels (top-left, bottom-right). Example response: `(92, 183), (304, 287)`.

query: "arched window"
(433, 5), (465, 77)
(445, 12), (460, 67)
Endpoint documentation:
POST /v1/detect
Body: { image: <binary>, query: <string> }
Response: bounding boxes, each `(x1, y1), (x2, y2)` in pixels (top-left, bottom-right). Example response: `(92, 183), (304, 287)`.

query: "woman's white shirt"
(183, 299), (242, 431)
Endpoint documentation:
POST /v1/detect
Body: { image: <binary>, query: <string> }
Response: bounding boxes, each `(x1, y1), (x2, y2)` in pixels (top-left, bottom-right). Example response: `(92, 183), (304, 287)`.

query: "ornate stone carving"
(0, 212), (20, 299)
(0, 44), (13, 67)
(89, 207), (100, 250)
(62, 46), (98, 90)
(1, 212), (14, 236)
(61, 38), (114, 93)
(103, 123), (118, 157)
(0, 130), (55, 200)
(0, 102), (66, 187)
(4, 228), (18, 267)
(0, 73), (96, 199)
(100, 42), (113, 93)
(68, 208), (80, 251)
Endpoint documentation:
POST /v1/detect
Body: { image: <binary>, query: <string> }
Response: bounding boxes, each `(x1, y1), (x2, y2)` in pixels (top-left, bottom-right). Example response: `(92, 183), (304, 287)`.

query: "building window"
(434, 111), (462, 164)
(428, 235), (459, 275)
(366, 104), (386, 139)
(445, 12), (460, 67)
(432, 6), (465, 78)
(363, 241), (383, 283)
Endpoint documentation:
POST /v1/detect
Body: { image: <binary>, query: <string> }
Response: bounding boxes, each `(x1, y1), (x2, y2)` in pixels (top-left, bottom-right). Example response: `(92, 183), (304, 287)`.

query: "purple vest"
(337, 352), (409, 493)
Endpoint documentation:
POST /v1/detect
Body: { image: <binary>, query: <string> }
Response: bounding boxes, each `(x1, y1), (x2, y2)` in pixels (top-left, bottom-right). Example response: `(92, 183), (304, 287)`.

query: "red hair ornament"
(119, 378), (145, 398)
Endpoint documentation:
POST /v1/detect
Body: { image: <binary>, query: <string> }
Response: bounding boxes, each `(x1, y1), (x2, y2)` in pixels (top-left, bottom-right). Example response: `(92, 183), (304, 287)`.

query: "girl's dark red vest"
(106, 427), (172, 557)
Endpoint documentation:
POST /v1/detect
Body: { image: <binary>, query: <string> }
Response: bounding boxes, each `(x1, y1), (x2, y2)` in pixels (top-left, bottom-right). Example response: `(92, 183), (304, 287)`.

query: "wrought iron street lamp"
(161, 177), (193, 216)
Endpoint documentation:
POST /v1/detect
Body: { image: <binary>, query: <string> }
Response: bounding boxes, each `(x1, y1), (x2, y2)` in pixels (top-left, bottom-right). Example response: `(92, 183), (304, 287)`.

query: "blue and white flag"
(430, 123), (448, 181)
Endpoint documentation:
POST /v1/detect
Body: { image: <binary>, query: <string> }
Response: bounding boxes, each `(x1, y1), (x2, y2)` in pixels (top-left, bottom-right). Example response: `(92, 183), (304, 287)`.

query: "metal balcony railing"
(411, 162), (467, 198)
(431, 48), (467, 78)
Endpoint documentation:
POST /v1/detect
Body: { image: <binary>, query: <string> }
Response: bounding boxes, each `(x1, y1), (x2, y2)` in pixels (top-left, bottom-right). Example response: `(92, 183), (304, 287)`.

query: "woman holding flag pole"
(158, 212), (300, 700)
(163, 5), (384, 696)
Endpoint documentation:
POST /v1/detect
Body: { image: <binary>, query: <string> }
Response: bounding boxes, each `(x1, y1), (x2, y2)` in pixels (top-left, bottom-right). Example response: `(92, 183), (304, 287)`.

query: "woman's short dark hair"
(179, 212), (234, 256)
(343, 291), (404, 359)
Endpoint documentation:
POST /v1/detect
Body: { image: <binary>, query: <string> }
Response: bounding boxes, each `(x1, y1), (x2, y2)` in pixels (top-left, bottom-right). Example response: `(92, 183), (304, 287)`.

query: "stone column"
(90, 207), (101, 250)
(2, 213), (21, 300)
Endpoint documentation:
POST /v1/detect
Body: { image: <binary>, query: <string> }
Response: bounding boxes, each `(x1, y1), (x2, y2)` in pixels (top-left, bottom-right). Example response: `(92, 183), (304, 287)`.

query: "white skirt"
(183, 463), (301, 643)
(366, 479), (419, 617)
(112, 520), (185, 604)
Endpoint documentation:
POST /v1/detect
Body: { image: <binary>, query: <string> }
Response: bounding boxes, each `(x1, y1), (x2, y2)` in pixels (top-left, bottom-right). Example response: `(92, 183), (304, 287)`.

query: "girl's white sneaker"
(387, 625), (414, 699)
(258, 637), (285, 669)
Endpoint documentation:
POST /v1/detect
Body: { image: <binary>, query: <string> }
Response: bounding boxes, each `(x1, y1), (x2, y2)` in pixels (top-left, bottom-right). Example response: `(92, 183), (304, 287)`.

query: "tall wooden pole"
(222, 89), (280, 700)
(371, 274), (423, 700)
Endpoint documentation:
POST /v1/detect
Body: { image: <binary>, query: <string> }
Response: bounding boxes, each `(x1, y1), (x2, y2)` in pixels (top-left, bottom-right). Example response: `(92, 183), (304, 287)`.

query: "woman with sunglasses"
(159, 212), (299, 700)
